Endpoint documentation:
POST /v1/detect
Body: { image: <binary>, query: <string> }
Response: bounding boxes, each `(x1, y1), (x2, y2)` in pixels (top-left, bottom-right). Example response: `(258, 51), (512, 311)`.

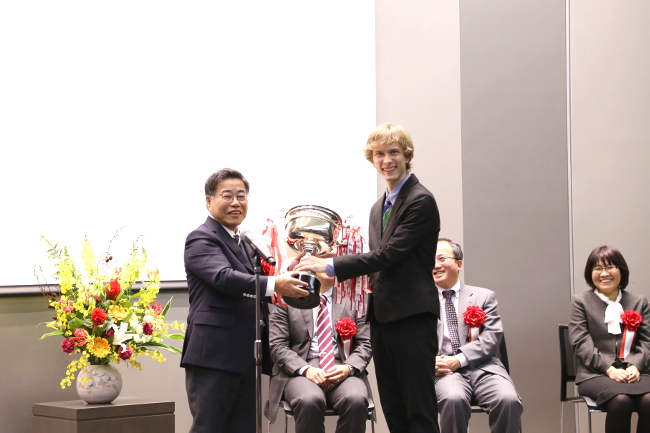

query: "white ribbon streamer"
(622, 328), (635, 358)
(469, 326), (480, 342)
(341, 338), (352, 360)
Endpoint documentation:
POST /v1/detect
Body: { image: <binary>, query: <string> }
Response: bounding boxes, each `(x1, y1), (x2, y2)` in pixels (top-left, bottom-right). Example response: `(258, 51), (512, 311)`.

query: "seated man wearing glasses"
(434, 238), (523, 433)
(265, 260), (373, 433)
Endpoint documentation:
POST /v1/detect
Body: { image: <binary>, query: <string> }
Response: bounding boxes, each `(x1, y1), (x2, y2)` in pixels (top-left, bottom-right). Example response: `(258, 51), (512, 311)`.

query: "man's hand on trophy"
(294, 256), (327, 273)
(274, 272), (309, 298)
(287, 251), (306, 271)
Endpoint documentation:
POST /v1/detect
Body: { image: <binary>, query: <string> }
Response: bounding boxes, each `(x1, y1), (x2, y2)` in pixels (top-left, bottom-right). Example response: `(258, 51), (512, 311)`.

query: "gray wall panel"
(460, 1), (570, 432)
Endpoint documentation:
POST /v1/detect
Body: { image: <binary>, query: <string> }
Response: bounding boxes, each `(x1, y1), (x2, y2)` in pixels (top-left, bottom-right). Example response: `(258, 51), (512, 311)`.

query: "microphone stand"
(252, 250), (264, 433)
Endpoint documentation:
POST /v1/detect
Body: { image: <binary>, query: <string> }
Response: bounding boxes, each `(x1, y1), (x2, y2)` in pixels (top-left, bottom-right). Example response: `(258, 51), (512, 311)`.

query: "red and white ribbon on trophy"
(261, 219), (289, 306)
(619, 310), (642, 358)
(335, 217), (371, 318)
(463, 306), (487, 342)
(262, 215), (370, 316)
(335, 317), (357, 360)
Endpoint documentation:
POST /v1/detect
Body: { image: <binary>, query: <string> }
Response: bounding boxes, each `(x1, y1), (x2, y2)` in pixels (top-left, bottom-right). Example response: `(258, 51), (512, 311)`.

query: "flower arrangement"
(37, 235), (184, 388)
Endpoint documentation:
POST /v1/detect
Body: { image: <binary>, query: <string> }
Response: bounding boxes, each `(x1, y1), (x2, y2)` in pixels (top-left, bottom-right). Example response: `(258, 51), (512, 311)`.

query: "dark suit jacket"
(437, 283), (509, 378)
(333, 174), (440, 323)
(264, 300), (373, 423)
(181, 216), (270, 373)
(569, 289), (650, 384)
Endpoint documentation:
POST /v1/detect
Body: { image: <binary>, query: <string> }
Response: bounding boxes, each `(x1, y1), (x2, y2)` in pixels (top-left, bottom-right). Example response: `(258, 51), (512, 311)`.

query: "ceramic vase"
(76, 364), (122, 404)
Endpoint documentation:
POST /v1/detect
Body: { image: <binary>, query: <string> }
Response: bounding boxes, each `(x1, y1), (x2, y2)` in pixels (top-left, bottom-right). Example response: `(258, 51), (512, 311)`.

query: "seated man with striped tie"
(434, 238), (523, 433)
(265, 262), (373, 433)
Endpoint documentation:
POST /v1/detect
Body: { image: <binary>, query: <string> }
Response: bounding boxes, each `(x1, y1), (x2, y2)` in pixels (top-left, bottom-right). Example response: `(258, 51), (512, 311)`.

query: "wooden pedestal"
(32, 397), (174, 433)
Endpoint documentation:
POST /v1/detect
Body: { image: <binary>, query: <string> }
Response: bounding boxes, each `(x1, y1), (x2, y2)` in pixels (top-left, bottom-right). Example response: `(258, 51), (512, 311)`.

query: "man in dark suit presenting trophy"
(181, 168), (309, 433)
(296, 124), (441, 433)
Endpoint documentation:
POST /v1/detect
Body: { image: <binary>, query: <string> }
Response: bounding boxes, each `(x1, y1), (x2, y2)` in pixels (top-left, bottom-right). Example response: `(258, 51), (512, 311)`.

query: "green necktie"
(382, 198), (393, 231)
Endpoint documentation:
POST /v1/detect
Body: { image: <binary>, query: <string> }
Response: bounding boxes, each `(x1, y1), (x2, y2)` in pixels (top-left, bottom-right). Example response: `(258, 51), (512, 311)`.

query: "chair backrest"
(558, 324), (578, 401)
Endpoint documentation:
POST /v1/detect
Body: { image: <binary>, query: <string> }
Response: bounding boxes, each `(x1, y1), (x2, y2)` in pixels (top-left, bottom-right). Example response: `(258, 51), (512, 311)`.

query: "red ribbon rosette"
(260, 258), (273, 277)
(335, 317), (357, 360)
(621, 310), (642, 331)
(463, 306), (486, 342)
(619, 310), (642, 358)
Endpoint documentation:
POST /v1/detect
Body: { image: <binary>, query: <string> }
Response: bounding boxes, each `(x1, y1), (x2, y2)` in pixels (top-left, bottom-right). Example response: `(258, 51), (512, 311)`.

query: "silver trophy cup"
(285, 205), (342, 309)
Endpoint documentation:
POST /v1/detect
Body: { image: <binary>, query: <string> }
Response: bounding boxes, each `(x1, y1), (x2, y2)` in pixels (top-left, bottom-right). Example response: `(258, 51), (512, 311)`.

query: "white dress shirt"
(436, 280), (469, 368)
(298, 287), (339, 374)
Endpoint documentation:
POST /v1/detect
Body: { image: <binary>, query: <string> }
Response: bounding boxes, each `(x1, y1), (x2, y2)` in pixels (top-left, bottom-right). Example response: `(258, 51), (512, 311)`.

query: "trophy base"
(283, 272), (321, 309)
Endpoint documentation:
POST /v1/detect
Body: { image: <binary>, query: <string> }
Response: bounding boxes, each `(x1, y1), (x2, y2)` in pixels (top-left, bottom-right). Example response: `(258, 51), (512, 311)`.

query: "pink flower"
(59, 300), (74, 314)
(142, 322), (154, 335)
(118, 345), (132, 360)
(61, 339), (75, 353)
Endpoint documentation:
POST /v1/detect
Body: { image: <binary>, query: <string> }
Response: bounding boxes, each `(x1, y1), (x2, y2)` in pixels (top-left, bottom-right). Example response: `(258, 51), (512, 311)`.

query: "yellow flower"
(108, 305), (128, 321)
(81, 236), (98, 277)
(87, 337), (111, 358)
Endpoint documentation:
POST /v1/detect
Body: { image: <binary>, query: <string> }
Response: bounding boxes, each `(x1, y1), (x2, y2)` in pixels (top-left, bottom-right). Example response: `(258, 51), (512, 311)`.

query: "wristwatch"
(346, 365), (359, 377)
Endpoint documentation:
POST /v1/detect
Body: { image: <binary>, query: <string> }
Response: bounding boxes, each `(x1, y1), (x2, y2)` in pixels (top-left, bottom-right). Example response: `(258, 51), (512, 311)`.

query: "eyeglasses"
(216, 193), (248, 203)
(592, 265), (618, 274)
(435, 256), (457, 264)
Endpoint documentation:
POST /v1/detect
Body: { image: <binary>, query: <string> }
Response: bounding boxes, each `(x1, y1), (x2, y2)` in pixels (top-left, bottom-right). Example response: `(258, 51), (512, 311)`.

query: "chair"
(470, 334), (510, 413)
(558, 324), (606, 433)
(275, 398), (376, 433)
(467, 334), (522, 433)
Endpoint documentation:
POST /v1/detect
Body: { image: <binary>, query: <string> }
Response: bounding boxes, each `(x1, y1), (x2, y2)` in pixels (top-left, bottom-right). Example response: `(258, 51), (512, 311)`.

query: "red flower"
(621, 310), (643, 332)
(72, 328), (90, 346)
(142, 322), (154, 335)
(105, 279), (121, 300)
(261, 258), (273, 276)
(463, 306), (487, 328)
(150, 302), (164, 316)
(118, 345), (132, 360)
(102, 328), (115, 338)
(91, 308), (107, 326)
(61, 339), (75, 353)
(335, 317), (357, 339)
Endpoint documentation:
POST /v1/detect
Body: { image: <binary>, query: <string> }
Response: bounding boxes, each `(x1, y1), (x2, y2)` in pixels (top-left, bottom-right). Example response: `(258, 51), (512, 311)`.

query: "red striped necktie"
(317, 295), (335, 371)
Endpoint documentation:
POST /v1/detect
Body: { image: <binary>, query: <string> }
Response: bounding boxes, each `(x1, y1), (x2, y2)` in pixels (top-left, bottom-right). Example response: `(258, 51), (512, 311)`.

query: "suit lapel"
(207, 217), (254, 273)
(331, 300), (349, 355)
(332, 302), (345, 341)
(381, 174), (419, 240)
(371, 196), (383, 244)
(302, 308), (314, 339)
(457, 283), (474, 345)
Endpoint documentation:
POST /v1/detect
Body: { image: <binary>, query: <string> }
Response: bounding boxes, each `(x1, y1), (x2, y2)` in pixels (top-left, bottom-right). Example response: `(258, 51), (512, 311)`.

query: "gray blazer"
(437, 283), (510, 377)
(569, 289), (650, 384)
(264, 299), (373, 424)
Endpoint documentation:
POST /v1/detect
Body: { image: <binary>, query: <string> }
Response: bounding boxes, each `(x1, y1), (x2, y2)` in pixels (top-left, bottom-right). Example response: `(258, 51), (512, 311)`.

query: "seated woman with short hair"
(569, 245), (650, 433)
